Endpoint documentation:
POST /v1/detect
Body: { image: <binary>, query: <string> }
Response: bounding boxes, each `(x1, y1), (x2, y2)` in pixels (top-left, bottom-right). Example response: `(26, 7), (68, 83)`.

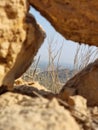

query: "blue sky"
(29, 7), (83, 67)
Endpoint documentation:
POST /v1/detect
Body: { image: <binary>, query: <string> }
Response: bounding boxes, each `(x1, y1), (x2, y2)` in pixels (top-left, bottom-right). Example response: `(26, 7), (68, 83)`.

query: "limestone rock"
(14, 80), (53, 98)
(69, 96), (88, 117)
(0, 92), (80, 130)
(0, 0), (45, 90)
(14, 78), (27, 86)
(24, 81), (49, 91)
(59, 59), (98, 106)
(29, 0), (98, 46)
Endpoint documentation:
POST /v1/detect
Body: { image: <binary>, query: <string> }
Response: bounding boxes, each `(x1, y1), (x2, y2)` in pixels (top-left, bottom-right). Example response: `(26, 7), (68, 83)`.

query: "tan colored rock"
(28, 81), (49, 91)
(69, 96), (88, 117)
(29, 0), (98, 46)
(14, 78), (27, 85)
(14, 78), (49, 91)
(14, 79), (52, 97)
(59, 59), (98, 106)
(0, 92), (80, 130)
(13, 82), (55, 100)
(0, 0), (45, 90)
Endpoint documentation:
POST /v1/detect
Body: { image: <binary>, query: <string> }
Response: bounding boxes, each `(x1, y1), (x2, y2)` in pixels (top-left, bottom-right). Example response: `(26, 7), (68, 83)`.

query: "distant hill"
(23, 62), (77, 92)
(32, 61), (74, 71)
(35, 68), (76, 92)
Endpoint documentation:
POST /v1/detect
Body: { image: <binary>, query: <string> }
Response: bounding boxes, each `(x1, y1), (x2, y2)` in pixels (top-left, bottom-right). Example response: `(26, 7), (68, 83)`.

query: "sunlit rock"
(59, 59), (98, 106)
(29, 0), (98, 46)
(0, 92), (80, 130)
(0, 0), (45, 90)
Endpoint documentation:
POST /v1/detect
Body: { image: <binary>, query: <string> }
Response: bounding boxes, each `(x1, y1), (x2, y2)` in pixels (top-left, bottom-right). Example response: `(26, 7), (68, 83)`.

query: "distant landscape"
(22, 62), (77, 92)
(37, 61), (74, 71)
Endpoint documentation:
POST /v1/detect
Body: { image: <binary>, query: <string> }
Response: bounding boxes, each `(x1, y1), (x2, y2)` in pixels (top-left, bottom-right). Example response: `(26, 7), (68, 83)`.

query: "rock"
(69, 96), (88, 117)
(0, 0), (46, 90)
(26, 81), (49, 91)
(59, 59), (98, 106)
(0, 92), (80, 130)
(14, 80), (53, 98)
(29, 0), (98, 46)
(14, 78), (51, 96)
(14, 78), (26, 85)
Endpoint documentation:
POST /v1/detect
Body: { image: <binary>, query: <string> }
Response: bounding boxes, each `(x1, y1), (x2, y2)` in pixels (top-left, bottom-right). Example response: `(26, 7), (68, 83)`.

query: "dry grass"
(46, 37), (64, 93)
(22, 38), (98, 94)
(74, 44), (98, 74)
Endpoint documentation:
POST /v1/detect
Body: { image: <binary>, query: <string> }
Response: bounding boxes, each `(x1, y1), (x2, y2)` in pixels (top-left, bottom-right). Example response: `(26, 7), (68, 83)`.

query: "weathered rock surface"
(15, 78), (49, 91)
(69, 96), (88, 117)
(0, 1), (98, 129)
(14, 80), (54, 99)
(29, 0), (98, 46)
(0, 92), (80, 130)
(0, 0), (45, 90)
(59, 59), (98, 106)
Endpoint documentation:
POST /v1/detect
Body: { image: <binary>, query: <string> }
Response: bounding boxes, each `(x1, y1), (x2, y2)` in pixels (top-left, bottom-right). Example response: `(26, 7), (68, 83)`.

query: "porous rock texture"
(0, 0), (45, 90)
(29, 0), (98, 46)
(0, 92), (80, 130)
(0, 0), (98, 108)
(59, 59), (98, 106)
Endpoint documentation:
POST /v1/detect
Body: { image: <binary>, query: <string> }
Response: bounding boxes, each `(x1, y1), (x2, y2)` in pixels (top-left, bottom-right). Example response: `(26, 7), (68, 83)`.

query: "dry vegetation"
(1, 1), (98, 130)
(22, 38), (98, 93)
(11, 39), (98, 130)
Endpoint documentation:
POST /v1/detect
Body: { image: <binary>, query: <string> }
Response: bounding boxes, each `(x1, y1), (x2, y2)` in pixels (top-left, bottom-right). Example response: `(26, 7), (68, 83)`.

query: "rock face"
(0, 0), (45, 90)
(0, 92), (80, 130)
(59, 59), (98, 106)
(29, 0), (98, 46)
(0, 0), (98, 107)
(1, 1), (98, 129)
